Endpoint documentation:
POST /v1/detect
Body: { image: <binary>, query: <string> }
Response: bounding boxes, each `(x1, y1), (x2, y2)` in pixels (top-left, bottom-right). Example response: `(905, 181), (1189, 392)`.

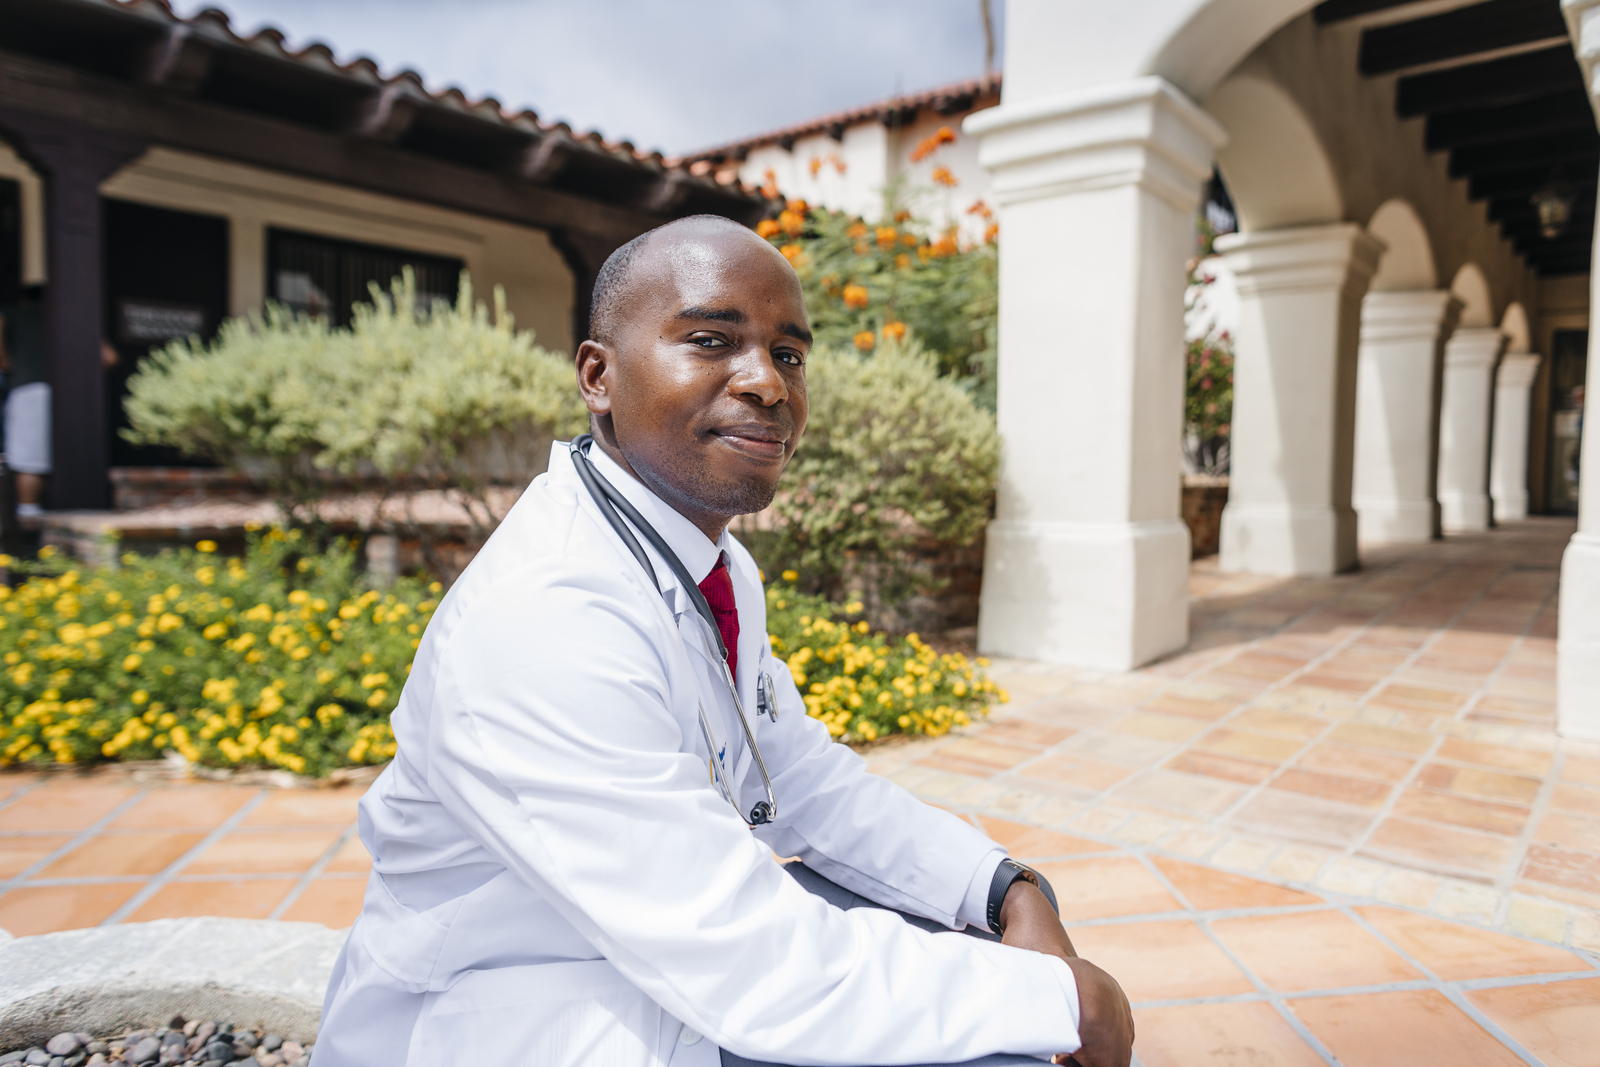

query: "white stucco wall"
(735, 104), (996, 241)
(0, 141), (46, 286)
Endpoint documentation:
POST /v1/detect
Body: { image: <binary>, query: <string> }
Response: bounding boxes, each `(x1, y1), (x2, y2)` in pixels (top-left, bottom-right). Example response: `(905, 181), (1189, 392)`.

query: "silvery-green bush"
(125, 271), (589, 568)
(761, 340), (999, 603)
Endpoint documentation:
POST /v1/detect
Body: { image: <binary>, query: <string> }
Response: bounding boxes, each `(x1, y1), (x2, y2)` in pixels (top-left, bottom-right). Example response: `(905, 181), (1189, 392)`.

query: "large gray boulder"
(0, 919), (343, 1049)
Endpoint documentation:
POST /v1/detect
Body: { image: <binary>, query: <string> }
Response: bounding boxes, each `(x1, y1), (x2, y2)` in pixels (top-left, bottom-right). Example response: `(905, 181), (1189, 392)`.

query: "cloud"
(170, 0), (1005, 156)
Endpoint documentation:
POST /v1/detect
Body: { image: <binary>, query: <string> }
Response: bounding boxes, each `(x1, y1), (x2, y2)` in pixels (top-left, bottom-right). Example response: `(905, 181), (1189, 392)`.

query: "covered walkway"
(873, 519), (1597, 951)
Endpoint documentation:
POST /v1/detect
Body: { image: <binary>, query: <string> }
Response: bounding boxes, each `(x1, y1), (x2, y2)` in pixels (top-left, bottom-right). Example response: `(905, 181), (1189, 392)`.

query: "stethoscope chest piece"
(757, 671), (778, 723)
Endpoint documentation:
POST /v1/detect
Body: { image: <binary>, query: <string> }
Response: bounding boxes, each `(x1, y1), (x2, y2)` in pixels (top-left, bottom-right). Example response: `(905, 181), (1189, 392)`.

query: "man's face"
(577, 225), (811, 536)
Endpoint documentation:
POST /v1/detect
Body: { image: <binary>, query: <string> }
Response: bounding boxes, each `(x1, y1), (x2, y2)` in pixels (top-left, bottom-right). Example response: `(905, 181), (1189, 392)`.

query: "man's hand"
(998, 881), (1134, 1067)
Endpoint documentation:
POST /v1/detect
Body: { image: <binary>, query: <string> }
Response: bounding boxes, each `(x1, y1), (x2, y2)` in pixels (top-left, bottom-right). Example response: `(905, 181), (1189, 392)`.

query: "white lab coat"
(315, 442), (1081, 1067)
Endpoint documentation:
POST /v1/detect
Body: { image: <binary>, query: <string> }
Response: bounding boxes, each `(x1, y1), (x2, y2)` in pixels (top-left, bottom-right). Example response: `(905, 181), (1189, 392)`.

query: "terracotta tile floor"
(0, 778), (370, 936)
(0, 517), (1593, 1064)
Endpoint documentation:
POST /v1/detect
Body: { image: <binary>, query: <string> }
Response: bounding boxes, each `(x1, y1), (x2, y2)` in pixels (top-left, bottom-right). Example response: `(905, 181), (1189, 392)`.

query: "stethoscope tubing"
(569, 435), (779, 827)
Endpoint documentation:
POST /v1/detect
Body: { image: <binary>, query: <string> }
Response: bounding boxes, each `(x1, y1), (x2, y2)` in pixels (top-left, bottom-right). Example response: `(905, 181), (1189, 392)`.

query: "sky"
(170, 0), (1006, 157)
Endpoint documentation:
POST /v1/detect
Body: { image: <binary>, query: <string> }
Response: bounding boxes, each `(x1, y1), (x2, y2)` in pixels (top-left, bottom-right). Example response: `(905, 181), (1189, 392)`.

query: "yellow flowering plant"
(0, 531), (430, 776)
(765, 571), (1005, 742)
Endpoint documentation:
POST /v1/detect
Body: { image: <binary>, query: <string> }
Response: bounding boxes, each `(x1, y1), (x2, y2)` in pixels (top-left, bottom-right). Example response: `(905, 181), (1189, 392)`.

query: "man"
(317, 216), (1133, 1067)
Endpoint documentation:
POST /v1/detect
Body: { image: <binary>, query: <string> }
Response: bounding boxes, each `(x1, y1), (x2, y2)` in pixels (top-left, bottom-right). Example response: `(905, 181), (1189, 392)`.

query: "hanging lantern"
(1531, 181), (1577, 240)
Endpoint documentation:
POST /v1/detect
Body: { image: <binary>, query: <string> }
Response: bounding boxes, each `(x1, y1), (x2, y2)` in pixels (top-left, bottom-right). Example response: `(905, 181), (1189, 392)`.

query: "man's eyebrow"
(674, 306), (744, 324)
(781, 323), (813, 345)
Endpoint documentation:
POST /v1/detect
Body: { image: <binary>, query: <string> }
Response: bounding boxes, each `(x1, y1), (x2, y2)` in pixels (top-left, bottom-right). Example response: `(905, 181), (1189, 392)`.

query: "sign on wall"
(117, 299), (207, 345)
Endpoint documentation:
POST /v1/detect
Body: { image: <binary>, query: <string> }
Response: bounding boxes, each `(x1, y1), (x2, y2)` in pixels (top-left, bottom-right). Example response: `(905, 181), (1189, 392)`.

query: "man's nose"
(730, 347), (789, 407)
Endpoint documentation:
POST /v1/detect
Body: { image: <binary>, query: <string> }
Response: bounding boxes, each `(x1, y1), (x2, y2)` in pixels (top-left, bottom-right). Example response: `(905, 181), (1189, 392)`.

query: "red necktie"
(697, 559), (740, 680)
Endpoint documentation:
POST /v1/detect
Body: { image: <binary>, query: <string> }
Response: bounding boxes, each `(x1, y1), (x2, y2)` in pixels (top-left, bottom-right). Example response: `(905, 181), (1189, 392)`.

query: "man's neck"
(592, 436), (728, 544)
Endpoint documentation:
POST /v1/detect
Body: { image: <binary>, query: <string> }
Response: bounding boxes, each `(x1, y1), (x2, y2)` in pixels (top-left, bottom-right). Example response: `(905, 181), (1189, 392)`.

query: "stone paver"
(0, 517), (1594, 1064)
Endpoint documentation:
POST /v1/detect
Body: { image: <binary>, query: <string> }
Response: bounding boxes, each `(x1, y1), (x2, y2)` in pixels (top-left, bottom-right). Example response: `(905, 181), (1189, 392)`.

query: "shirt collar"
(581, 440), (728, 587)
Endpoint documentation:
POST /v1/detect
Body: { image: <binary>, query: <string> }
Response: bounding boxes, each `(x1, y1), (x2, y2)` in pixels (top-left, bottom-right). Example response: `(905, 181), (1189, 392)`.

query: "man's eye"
(775, 350), (804, 367)
(691, 336), (727, 348)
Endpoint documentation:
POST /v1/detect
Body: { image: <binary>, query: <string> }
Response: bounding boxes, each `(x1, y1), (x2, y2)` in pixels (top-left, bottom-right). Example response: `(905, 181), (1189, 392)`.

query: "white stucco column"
(1352, 290), (1460, 543)
(1560, 0), (1600, 738)
(965, 77), (1225, 670)
(1490, 351), (1541, 522)
(1215, 224), (1383, 576)
(1436, 328), (1505, 532)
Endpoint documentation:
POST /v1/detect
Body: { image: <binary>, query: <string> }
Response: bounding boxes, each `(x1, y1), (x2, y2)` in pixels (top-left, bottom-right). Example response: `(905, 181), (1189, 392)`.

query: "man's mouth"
(710, 423), (789, 460)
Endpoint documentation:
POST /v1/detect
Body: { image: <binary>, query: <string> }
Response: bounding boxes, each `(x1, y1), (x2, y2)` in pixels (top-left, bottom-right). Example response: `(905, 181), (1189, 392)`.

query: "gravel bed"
(1, 1017), (313, 1067)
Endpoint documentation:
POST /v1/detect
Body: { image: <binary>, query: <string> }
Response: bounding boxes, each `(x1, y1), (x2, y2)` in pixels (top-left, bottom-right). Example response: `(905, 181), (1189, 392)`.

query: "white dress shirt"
(315, 441), (1081, 1067)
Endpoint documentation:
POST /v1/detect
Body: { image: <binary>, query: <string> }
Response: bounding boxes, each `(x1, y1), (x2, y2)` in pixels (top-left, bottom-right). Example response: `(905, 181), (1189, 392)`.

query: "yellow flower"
(853, 331), (876, 351)
(122, 654), (142, 672)
(755, 218), (781, 239)
(780, 243), (804, 265)
(196, 540), (217, 553)
(131, 691), (148, 706)
(781, 570), (798, 582)
(841, 284), (869, 310)
(931, 165), (959, 187)
(875, 226), (897, 250)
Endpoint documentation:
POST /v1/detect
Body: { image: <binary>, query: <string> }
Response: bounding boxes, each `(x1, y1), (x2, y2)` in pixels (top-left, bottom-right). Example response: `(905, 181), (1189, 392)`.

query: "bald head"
(573, 212), (811, 541)
(588, 215), (790, 344)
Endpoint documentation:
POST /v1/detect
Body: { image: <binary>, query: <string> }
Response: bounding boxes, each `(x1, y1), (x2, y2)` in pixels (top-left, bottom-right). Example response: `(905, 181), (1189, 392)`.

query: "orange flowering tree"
(754, 167), (998, 405)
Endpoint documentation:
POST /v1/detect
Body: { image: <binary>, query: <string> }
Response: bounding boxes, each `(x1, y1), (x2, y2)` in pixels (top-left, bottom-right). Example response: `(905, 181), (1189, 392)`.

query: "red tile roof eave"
(672, 73), (1002, 166)
(86, 0), (750, 191)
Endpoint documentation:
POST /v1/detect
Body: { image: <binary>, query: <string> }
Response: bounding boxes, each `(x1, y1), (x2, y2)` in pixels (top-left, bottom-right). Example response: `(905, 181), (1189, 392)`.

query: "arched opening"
(1367, 199), (1437, 292)
(1449, 262), (1496, 329)
(1206, 73), (1342, 232)
(1500, 302), (1532, 354)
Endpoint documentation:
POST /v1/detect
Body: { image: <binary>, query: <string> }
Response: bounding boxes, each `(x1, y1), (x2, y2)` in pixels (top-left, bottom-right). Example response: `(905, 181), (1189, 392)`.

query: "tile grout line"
(99, 788), (270, 925)
(266, 822), (357, 920)
(1125, 968), (1600, 1010)
(1190, 914), (1342, 1067)
(1494, 743), (1568, 932)
(0, 788), (150, 897)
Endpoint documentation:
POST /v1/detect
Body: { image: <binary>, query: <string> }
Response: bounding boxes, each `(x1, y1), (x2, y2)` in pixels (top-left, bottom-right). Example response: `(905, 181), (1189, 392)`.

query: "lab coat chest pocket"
(410, 960), (662, 1067)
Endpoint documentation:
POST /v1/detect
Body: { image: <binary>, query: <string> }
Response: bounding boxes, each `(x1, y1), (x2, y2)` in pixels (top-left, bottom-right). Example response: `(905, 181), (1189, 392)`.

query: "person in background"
(0, 285), (120, 530)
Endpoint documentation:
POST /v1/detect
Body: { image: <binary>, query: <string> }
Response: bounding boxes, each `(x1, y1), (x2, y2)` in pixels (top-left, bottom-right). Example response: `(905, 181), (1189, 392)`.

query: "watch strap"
(987, 858), (1057, 935)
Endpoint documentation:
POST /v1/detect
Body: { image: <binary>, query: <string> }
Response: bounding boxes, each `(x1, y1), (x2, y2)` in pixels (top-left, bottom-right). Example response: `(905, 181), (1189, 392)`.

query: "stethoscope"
(570, 434), (780, 828)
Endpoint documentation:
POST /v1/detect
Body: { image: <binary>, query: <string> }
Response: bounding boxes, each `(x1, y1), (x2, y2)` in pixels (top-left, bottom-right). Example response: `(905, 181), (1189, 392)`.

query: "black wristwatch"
(986, 858), (1059, 935)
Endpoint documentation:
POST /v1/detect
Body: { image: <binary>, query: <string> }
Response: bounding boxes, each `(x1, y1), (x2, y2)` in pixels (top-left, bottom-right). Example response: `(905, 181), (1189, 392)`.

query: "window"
(267, 228), (463, 327)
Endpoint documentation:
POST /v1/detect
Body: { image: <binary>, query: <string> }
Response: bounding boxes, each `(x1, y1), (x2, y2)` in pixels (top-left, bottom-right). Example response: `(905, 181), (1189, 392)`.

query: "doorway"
(102, 198), (230, 467)
(1546, 328), (1587, 516)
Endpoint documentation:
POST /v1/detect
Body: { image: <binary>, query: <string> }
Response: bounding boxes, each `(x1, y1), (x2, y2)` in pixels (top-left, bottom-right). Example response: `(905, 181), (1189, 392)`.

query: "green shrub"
(124, 271), (590, 548)
(0, 534), (429, 777)
(765, 573), (1005, 742)
(758, 341), (999, 603)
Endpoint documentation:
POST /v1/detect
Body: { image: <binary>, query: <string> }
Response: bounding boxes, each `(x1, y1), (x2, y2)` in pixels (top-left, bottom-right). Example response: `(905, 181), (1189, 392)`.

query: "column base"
(977, 518), (1190, 671)
(1354, 497), (1439, 544)
(1559, 533), (1600, 742)
(1493, 493), (1529, 523)
(1440, 493), (1491, 532)
(1219, 503), (1358, 576)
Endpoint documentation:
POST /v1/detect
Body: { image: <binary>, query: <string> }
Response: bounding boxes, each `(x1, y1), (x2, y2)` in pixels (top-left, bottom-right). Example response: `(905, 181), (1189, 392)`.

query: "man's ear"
(576, 339), (614, 418)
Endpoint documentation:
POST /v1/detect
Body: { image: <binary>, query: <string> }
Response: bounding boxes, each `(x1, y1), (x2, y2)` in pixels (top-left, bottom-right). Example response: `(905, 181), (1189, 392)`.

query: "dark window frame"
(266, 227), (463, 328)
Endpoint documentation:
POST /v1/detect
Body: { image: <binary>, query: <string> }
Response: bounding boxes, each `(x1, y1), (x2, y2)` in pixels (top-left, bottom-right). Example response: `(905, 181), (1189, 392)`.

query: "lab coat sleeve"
(748, 647), (1010, 929)
(422, 556), (1080, 1067)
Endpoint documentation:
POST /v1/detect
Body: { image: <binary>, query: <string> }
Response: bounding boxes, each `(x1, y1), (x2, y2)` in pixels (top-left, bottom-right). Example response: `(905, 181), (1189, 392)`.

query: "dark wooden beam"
(1314, 0), (1428, 24)
(1397, 45), (1584, 116)
(0, 47), (751, 244)
(135, 24), (214, 93)
(1470, 167), (1597, 200)
(1449, 132), (1599, 177)
(1359, 0), (1570, 76)
(1425, 90), (1594, 150)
